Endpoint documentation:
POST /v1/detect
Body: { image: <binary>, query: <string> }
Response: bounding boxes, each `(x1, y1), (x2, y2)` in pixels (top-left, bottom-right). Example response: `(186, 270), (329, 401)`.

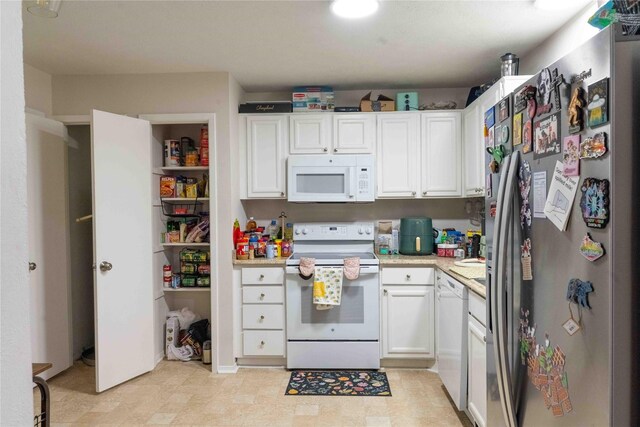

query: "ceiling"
(22, 0), (592, 92)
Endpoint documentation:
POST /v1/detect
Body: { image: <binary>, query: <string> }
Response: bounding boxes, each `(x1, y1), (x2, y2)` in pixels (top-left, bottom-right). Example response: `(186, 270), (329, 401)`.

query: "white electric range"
(285, 222), (380, 369)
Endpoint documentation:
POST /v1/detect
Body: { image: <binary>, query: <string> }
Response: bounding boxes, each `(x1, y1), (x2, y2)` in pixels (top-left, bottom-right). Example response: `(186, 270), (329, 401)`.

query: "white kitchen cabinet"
(332, 114), (375, 154)
(289, 114), (331, 154)
(463, 104), (485, 197)
(421, 112), (463, 197)
(241, 267), (285, 357)
(376, 114), (420, 198)
(246, 115), (287, 198)
(468, 307), (487, 427)
(381, 266), (435, 359)
(462, 76), (532, 197)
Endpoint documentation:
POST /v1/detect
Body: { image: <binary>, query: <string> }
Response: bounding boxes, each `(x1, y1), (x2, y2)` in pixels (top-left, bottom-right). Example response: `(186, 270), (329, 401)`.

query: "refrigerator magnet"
(489, 200), (497, 217)
(513, 112), (523, 146)
(519, 160), (532, 200)
(568, 85), (585, 134)
(498, 97), (510, 122)
(579, 233), (605, 261)
(486, 175), (493, 198)
(501, 125), (510, 145)
(579, 178), (610, 229)
(537, 68), (553, 106)
(587, 77), (609, 128)
(495, 125), (503, 145)
(567, 278), (594, 309)
(523, 121), (533, 153)
(579, 132), (607, 159)
(534, 113), (562, 159)
(521, 238), (533, 280)
(562, 317), (581, 336)
(485, 106), (495, 128)
(487, 126), (495, 148)
(550, 68), (565, 112)
(514, 85), (536, 113)
(521, 202), (532, 230)
(562, 135), (581, 176)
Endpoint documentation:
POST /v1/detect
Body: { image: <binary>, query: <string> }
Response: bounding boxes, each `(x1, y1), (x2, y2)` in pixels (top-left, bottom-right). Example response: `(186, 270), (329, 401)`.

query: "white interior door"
(91, 110), (153, 392)
(27, 113), (72, 381)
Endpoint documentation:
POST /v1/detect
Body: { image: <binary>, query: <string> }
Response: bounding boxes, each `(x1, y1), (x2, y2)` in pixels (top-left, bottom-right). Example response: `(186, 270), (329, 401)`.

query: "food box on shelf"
(360, 92), (395, 112)
(160, 175), (176, 198)
(292, 86), (335, 112)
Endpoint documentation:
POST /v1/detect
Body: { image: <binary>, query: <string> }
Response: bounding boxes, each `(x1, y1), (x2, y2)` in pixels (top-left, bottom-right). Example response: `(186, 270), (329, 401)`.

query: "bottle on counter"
(268, 219), (279, 241)
(284, 223), (294, 240)
(275, 239), (283, 258)
(281, 239), (292, 258)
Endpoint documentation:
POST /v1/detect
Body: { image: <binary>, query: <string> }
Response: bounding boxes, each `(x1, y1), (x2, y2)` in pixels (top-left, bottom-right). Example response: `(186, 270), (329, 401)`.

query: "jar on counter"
(236, 237), (250, 260)
(281, 239), (292, 258)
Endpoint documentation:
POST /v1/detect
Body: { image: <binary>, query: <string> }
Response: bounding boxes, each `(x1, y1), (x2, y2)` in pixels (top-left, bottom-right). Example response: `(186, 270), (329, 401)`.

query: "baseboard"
(380, 358), (435, 369)
(155, 352), (164, 366)
(236, 357), (287, 367)
(217, 364), (239, 374)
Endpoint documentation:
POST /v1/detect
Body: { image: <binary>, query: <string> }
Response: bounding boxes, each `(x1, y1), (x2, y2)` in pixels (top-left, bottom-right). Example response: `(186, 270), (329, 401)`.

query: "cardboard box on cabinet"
(360, 92), (395, 112)
(292, 86), (335, 112)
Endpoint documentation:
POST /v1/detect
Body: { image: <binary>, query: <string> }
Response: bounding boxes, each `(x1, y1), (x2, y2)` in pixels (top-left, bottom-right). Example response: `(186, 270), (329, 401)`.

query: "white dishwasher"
(437, 272), (468, 411)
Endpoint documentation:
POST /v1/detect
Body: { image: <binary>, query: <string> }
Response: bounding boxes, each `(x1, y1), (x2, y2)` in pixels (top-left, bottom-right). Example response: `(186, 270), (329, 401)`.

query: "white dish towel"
(313, 266), (343, 310)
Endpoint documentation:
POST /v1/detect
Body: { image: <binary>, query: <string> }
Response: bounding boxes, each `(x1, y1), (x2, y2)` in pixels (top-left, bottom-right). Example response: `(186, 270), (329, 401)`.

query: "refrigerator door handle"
(496, 151), (520, 427)
(490, 152), (512, 427)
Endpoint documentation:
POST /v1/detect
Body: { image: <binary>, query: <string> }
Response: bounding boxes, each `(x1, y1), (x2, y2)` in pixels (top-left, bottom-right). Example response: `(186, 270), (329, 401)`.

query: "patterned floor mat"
(285, 371), (391, 396)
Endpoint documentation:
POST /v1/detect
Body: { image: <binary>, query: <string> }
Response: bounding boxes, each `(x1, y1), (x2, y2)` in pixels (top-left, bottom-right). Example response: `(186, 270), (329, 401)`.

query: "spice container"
(236, 237), (250, 260)
(437, 243), (458, 257)
(281, 239), (292, 257)
(275, 239), (283, 257)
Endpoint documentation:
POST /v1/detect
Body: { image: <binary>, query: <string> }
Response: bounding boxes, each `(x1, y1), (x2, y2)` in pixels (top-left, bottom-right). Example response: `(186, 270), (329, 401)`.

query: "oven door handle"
(285, 266), (379, 275)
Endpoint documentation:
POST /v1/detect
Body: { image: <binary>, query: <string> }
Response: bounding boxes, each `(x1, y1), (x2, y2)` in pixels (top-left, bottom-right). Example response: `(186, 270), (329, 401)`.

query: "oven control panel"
(293, 222), (375, 240)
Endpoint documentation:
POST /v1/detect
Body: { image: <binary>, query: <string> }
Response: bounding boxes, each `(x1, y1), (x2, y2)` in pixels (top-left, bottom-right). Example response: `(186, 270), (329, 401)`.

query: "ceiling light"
(331, 0), (379, 19)
(533, 0), (591, 10)
(27, 0), (62, 18)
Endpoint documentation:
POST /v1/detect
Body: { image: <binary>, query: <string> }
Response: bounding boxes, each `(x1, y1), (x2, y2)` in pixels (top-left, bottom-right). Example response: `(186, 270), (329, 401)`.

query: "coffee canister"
(500, 53), (519, 77)
(202, 340), (212, 365)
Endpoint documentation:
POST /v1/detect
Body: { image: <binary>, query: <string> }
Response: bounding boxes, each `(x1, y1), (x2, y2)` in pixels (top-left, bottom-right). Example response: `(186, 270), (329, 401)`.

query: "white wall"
(521, 4), (600, 74)
(24, 63), (53, 116)
(1, 1), (33, 425)
(244, 87), (470, 109)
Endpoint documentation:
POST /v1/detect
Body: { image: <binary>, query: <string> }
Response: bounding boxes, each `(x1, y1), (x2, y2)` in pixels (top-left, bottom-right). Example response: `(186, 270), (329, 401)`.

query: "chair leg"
(33, 376), (50, 427)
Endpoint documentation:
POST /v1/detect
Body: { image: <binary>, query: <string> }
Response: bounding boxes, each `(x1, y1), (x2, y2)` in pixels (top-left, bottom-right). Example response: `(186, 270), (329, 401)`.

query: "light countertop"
(233, 253), (486, 298)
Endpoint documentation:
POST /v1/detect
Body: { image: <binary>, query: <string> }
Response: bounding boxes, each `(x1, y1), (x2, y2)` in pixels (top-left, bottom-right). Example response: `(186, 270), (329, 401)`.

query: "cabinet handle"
(260, 293), (265, 299)
(260, 341), (265, 346)
(29, 262), (37, 271)
(259, 274), (264, 280)
(406, 274), (411, 280)
(383, 289), (388, 295)
(422, 191), (427, 196)
(334, 148), (338, 153)
(280, 192), (285, 197)
(412, 191), (416, 196)
(323, 147), (328, 152)
(260, 315), (265, 320)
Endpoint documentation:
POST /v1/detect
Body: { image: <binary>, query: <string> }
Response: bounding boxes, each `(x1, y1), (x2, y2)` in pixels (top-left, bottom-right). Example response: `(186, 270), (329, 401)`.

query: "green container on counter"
(399, 217), (434, 255)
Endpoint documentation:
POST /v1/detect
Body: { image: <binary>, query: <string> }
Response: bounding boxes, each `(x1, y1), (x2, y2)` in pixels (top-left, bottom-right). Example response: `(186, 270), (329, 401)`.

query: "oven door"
(287, 165), (356, 202)
(285, 266), (379, 340)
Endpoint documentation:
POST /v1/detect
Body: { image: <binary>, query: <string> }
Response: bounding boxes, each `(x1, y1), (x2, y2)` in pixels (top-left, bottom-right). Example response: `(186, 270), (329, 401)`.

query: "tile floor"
(35, 361), (473, 426)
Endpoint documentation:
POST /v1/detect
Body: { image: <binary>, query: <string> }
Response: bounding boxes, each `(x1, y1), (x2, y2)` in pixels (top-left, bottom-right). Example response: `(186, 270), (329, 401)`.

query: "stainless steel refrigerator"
(485, 26), (639, 427)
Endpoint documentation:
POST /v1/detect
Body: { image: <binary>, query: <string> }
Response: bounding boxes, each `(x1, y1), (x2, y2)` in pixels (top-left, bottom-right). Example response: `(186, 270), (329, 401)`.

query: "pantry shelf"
(163, 287), (210, 292)
(155, 166), (209, 173)
(158, 197), (209, 203)
(162, 242), (210, 247)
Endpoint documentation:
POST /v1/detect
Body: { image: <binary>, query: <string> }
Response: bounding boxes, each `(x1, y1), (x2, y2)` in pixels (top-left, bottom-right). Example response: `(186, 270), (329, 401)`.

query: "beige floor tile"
(365, 416), (392, 426)
(146, 412), (178, 425)
(294, 403), (319, 416)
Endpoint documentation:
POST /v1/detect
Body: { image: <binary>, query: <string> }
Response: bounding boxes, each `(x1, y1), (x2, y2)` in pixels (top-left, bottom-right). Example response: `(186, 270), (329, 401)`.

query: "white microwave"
(287, 155), (375, 203)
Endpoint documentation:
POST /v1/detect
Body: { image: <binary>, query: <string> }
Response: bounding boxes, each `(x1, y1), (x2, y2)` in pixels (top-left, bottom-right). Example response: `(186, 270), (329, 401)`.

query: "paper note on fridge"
(533, 171), (547, 219)
(544, 161), (579, 231)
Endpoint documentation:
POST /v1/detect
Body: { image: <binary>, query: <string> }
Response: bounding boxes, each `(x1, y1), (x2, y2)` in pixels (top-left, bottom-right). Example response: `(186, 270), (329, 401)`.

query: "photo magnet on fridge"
(534, 112), (561, 159)
(495, 125), (503, 145)
(523, 121), (533, 153)
(498, 97), (510, 122)
(568, 85), (585, 134)
(587, 77), (609, 128)
(579, 132), (608, 159)
(562, 135), (580, 176)
(513, 112), (523, 146)
(580, 177), (610, 229)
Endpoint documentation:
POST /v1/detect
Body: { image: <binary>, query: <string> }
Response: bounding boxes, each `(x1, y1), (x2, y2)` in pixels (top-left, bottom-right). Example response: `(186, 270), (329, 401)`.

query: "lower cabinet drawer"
(382, 267), (435, 285)
(242, 267), (284, 285)
(243, 286), (283, 304)
(242, 304), (284, 329)
(243, 330), (285, 356)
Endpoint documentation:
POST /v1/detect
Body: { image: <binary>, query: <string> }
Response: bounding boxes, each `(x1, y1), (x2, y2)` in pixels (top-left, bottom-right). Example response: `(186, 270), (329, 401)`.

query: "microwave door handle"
(349, 167), (356, 199)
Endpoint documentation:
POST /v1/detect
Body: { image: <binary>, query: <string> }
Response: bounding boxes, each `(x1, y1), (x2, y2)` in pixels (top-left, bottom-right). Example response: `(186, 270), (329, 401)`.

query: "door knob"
(406, 274), (411, 280)
(323, 147), (328, 152)
(260, 293), (265, 299)
(280, 192), (285, 197)
(422, 191), (427, 196)
(412, 191), (416, 196)
(260, 315), (265, 320)
(99, 261), (113, 272)
(334, 148), (338, 153)
(383, 289), (388, 295)
(259, 274), (264, 280)
(260, 341), (265, 346)
(29, 262), (37, 271)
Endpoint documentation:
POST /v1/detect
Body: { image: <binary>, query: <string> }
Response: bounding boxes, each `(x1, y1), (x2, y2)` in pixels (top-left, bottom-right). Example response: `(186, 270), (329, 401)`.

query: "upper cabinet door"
(247, 115), (287, 198)
(421, 112), (463, 197)
(463, 105), (485, 197)
(91, 110), (154, 392)
(376, 114), (420, 198)
(289, 114), (331, 154)
(332, 114), (375, 154)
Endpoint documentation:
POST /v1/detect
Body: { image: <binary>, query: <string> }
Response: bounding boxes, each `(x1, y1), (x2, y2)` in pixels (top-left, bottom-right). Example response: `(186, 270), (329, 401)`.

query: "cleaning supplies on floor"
(165, 309), (210, 362)
(313, 266), (343, 310)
